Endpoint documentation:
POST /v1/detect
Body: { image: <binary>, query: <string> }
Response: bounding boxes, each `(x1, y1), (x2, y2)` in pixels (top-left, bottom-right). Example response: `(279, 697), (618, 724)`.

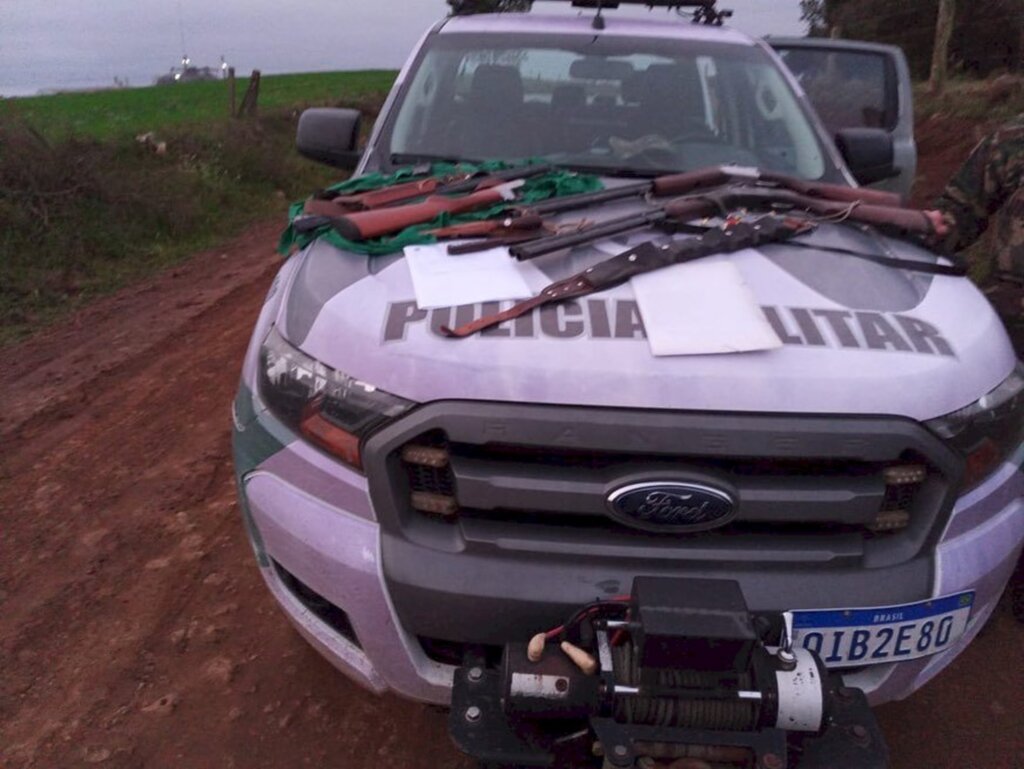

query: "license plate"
(790, 592), (974, 669)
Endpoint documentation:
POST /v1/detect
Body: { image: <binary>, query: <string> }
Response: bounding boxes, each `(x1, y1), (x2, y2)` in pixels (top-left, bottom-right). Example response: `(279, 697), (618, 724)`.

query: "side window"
(777, 48), (896, 134)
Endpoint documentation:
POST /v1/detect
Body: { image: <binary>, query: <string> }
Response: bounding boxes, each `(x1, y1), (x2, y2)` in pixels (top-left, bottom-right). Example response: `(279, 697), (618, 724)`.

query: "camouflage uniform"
(936, 117), (1024, 277)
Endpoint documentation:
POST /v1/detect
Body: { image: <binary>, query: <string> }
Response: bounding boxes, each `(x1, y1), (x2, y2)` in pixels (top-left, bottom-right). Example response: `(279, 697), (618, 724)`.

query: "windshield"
(383, 32), (834, 180)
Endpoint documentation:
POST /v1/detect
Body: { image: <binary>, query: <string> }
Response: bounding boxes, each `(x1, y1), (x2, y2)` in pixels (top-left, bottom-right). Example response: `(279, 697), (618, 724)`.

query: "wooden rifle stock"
(650, 167), (732, 197)
(428, 213), (545, 239)
(767, 174), (901, 208)
(331, 181), (523, 241)
(649, 167), (902, 207)
(750, 189), (934, 234)
(313, 164), (551, 215)
(331, 175), (464, 210)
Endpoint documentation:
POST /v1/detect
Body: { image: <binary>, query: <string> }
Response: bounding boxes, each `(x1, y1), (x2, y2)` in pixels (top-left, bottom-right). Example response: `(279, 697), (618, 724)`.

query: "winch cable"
(613, 642), (760, 731)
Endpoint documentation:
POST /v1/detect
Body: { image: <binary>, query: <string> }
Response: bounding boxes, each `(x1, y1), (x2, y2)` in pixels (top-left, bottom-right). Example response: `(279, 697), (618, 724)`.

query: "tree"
(799, 0), (828, 37)
(447, 0), (532, 14)
(929, 0), (956, 94)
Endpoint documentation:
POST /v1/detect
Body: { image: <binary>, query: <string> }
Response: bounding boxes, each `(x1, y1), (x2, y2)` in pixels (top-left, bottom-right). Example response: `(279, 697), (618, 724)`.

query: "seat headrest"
(469, 65), (524, 107)
(622, 71), (646, 105)
(641, 62), (704, 106)
(551, 84), (586, 111)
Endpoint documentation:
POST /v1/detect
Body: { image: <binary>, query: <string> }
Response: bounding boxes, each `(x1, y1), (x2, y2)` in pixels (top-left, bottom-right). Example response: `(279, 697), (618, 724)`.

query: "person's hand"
(924, 209), (950, 237)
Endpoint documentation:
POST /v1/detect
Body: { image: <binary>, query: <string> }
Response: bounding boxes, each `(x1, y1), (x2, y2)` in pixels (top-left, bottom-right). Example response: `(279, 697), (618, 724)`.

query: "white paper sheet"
(404, 243), (541, 309)
(630, 259), (782, 356)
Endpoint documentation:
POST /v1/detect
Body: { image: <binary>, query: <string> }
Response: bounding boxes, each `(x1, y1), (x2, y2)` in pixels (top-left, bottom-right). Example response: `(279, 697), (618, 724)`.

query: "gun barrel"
(429, 213), (545, 238)
(525, 181), (651, 216)
(510, 209), (669, 260)
(326, 164), (551, 214)
(333, 176), (455, 210)
(464, 163), (554, 191)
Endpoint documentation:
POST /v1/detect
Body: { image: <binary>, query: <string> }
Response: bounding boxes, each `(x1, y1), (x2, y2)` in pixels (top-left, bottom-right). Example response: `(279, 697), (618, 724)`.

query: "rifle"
(442, 195), (964, 339)
(327, 173), (473, 211)
(311, 163), (555, 212)
(430, 166), (903, 253)
(297, 164), (902, 243)
(321, 180), (525, 241)
(509, 186), (940, 262)
(442, 215), (811, 338)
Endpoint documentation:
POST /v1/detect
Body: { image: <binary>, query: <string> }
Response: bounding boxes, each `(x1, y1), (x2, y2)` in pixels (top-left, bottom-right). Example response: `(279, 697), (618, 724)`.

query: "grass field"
(1, 70), (397, 140)
(0, 70), (396, 345)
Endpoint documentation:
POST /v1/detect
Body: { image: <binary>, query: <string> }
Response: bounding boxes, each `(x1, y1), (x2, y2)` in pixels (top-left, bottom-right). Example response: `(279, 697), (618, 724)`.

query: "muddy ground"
(2, 120), (1023, 769)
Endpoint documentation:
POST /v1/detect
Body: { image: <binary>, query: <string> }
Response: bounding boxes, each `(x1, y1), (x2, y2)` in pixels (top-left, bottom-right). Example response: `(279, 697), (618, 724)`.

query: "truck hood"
(279, 223), (1016, 423)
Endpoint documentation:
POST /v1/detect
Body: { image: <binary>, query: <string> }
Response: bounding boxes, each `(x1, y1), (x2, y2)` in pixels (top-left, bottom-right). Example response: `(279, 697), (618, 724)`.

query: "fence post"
(228, 67), (236, 117)
(236, 70), (261, 118)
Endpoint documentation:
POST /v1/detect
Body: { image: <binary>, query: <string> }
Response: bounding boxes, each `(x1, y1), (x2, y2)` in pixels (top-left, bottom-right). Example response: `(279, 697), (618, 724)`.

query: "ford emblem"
(606, 482), (737, 533)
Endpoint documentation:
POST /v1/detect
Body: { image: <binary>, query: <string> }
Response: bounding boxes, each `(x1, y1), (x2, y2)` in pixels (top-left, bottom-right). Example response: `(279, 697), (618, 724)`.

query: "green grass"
(0, 70), (395, 346)
(0, 70), (397, 140)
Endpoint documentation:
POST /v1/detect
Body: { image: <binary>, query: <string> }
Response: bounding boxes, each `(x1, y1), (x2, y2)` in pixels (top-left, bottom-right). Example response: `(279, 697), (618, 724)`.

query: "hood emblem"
(606, 482), (736, 533)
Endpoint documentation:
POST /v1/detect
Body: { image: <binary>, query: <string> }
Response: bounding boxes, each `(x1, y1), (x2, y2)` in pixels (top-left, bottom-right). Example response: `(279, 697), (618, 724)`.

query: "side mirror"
(296, 108), (362, 169)
(835, 128), (896, 186)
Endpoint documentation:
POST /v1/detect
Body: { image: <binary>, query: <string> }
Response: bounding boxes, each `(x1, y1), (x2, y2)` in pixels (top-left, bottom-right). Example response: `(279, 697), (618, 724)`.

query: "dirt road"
(2, 131), (1023, 768)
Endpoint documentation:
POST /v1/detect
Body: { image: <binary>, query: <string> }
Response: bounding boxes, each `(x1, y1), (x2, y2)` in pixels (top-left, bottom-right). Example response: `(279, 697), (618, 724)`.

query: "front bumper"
(235, 399), (1024, 707)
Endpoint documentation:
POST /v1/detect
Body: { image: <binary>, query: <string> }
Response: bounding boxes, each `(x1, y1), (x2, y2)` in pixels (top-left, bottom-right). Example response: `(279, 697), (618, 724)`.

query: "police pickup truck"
(232, 2), (1024, 766)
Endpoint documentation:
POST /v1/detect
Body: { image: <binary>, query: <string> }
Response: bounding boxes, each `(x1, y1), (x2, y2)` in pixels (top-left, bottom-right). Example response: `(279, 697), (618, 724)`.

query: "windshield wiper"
(551, 163), (670, 179)
(389, 152), (480, 167)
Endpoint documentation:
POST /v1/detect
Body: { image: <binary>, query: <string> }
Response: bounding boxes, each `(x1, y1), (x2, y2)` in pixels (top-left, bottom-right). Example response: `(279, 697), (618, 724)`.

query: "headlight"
(258, 326), (414, 470)
(926, 361), (1024, 492)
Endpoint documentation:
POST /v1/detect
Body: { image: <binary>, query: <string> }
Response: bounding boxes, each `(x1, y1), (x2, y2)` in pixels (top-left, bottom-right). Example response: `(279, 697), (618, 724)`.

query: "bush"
(0, 109), (347, 343)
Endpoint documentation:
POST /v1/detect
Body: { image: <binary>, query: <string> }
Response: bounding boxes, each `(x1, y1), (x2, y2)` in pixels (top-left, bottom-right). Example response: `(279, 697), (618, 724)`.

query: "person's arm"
(935, 127), (1018, 251)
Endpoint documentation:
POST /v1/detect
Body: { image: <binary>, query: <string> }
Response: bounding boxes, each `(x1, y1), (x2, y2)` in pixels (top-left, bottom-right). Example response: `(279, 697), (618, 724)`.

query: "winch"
(449, 578), (888, 768)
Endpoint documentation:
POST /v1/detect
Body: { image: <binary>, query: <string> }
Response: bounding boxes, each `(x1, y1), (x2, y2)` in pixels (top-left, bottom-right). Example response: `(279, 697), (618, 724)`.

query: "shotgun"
(429, 166), (904, 253)
(509, 185), (940, 262)
(328, 180), (526, 241)
(443, 196), (962, 339)
(442, 214), (810, 338)
(305, 164), (553, 217)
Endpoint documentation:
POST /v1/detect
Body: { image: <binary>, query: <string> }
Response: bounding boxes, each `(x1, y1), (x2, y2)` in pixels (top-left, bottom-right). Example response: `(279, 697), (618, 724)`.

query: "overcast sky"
(0, 1), (805, 96)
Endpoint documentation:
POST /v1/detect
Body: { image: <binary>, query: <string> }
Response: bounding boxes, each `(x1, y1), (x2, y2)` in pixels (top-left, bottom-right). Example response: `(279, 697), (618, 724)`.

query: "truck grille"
(364, 402), (962, 570)
(400, 429), (930, 538)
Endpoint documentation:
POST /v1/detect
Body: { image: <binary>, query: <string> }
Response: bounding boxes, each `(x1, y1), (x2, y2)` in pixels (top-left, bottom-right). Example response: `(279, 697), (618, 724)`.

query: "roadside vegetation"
(0, 71), (395, 345)
(2, 69), (1022, 347)
(914, 74), (1024, 124)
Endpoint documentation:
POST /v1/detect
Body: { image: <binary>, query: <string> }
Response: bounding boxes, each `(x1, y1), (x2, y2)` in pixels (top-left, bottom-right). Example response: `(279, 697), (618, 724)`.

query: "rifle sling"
(441, 216), (804, 338)
(777, 239), (967, 276)
(441, 215), (968, 339)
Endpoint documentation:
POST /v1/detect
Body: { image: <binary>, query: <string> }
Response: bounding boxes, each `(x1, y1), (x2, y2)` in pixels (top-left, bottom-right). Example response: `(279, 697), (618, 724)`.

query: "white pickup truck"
(232, 2), (1024, 767)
